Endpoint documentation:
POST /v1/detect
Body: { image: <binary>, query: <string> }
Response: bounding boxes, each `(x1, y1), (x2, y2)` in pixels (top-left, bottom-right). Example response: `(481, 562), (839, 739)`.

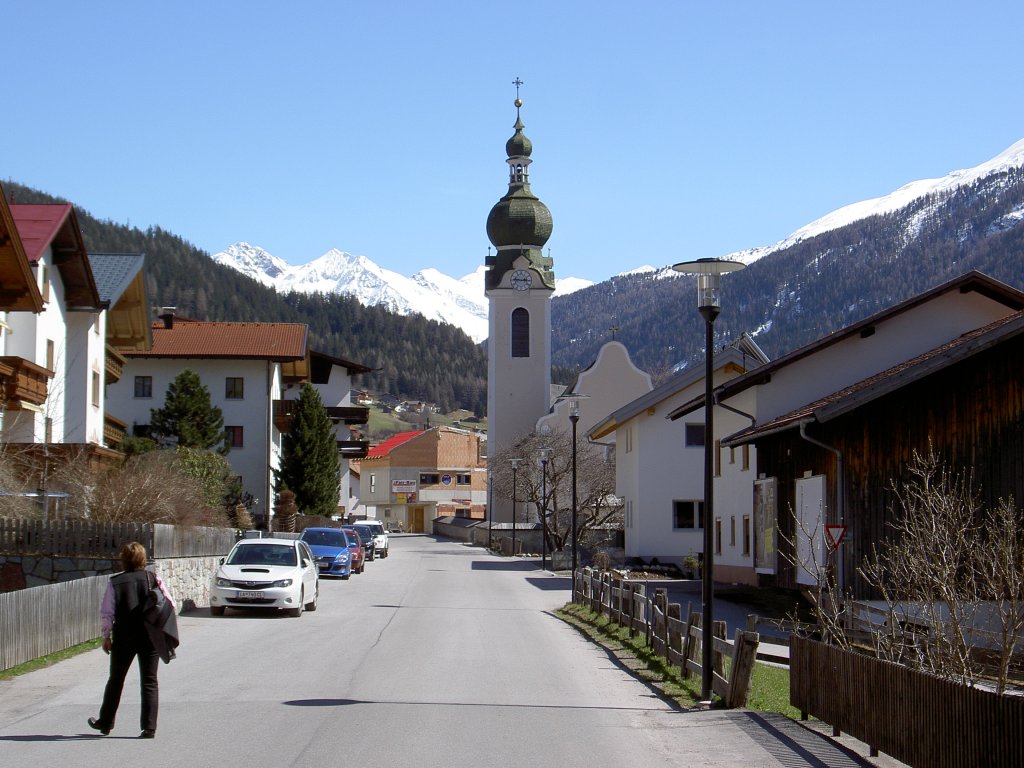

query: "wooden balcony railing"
(0, 356), (51, 409)
(105, 345), (126, 385)
(103, 412), (128, 449)
(273, 400), (369, 431)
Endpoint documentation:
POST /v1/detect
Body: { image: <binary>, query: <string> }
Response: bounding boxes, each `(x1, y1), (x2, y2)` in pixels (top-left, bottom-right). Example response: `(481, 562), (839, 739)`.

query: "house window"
(672, 500), (704, 529)
(742, 515), (751, 556)
(742, 444), (750, 471)
(91, 371), (101, 407)
(511, 307), (530, 358)
(714, 439), (722, 477)
(225, 426), (244, 448)
(729, 446), (735, 465)
(626, 499), (633, 528)
(730, 516), (736, 547)
(369, 474), (376, 494)
(714, 518), (723, 555)
(684, 423), (705, 447)
(456, 474), (471, 485)
(46, 339), (55, 371)
(134, 376), (153, 398)
(41, 266), (50, 302)
(225, 377), (244, 399)
(624, 426), (633, 453)
(419, 473), (440, 485)
(455, 508), (470, 518)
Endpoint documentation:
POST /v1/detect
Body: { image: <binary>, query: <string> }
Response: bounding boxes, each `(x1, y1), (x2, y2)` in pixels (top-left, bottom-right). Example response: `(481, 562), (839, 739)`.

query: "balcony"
(273, 400), (369, 431)
(104, 412), (128, 449)
(337, 439), (370, 459)
(0, 356), (51, 410)
(105, 345), (126, 385)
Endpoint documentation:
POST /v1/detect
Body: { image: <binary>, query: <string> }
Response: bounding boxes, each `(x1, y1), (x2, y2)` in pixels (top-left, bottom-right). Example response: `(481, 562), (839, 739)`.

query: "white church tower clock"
(485, 80), (556, 523)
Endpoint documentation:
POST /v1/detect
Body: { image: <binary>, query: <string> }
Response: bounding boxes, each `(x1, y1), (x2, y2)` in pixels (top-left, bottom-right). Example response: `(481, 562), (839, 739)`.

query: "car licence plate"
(237, 590), (264, 599)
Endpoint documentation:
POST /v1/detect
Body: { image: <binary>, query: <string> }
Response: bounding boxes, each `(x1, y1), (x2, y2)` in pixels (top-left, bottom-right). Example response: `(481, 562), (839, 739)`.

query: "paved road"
(0, 535), (900, 767)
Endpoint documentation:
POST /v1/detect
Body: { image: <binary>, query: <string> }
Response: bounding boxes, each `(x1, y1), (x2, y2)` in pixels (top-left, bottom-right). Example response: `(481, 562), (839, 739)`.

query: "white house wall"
(63, 311), (106, 445)
(5, 248), (69, 442)
(107, 357), (281, 520)
(752, 291), (1015, 425)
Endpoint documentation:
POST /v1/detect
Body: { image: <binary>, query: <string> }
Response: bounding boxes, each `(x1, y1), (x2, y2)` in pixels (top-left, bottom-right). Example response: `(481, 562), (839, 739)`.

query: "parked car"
(339, 527), (366, 574)
(346, 524), (377, 561)
(300, 527), (355, 579)
(361, 519), (389, 558)
(210, 538), (319, 617)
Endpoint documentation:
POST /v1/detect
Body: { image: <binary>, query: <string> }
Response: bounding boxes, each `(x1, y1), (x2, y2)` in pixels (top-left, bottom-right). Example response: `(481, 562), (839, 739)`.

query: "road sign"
(825, 525), (847, 550)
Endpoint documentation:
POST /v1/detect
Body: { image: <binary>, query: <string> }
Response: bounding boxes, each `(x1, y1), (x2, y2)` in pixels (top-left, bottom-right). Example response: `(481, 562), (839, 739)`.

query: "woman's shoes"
(140, 729), (156, 739)
(87, 717), (110, 735)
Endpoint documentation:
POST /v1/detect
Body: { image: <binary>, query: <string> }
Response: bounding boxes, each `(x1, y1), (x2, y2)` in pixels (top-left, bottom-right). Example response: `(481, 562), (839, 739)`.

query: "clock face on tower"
(510, 269), (533, 291)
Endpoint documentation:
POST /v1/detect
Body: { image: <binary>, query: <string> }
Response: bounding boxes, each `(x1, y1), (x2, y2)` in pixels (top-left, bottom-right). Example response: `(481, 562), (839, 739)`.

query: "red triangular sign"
(825, 525), (847, 550)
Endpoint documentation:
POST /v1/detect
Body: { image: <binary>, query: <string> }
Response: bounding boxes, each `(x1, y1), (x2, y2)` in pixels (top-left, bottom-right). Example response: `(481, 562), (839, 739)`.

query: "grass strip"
(0, 638), (102, 681)
(556, 602), (800, 718)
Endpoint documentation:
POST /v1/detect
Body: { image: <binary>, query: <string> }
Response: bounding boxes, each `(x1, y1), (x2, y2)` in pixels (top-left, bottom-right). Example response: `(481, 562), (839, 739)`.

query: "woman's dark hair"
(120, 541), (148, 572)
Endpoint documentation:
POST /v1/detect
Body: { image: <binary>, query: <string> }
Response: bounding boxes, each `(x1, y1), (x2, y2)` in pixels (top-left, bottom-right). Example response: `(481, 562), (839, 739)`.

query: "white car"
(362, 519), (389, 558)
(210, 538), (319, 617)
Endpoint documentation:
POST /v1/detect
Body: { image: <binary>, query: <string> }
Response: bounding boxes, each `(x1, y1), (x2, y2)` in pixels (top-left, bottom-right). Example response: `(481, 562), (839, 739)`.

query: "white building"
(589, 335), (768, 581)
(107, 314), (309, 523)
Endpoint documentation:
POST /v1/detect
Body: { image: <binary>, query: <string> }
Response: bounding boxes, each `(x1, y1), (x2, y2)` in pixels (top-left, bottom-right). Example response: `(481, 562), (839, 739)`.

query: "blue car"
(299, 527), (354, 579)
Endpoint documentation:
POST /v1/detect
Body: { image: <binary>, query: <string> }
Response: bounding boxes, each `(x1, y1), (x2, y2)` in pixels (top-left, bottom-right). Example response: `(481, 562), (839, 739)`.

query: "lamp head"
(671, 258), (746, 316)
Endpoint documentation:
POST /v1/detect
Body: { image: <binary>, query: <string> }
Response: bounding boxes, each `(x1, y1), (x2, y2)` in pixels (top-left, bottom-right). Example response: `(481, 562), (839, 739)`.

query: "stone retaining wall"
(0, 553), (224, 612)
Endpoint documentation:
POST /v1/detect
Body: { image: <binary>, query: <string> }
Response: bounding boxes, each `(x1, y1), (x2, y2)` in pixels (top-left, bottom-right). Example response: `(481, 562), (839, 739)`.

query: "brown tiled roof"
(123, 319), (307, 360)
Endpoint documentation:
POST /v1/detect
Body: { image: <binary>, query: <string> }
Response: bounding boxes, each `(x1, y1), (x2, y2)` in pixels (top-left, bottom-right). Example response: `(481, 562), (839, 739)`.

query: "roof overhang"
(0, 190), (44, 312)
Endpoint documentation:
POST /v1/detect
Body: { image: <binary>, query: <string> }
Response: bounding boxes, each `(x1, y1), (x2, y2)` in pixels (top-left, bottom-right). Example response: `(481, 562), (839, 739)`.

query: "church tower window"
(511, 308), (530, 358)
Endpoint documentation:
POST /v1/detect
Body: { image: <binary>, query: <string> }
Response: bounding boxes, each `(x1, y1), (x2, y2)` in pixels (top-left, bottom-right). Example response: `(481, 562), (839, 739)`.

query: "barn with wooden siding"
(723, 310), (1024, 598)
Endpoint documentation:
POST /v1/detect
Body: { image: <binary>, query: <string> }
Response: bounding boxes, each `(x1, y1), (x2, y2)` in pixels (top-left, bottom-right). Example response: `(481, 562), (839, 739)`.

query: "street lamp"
(539, 447), (551, 571)
(672, 256), (746, 704)
(509, 457), (522, 556)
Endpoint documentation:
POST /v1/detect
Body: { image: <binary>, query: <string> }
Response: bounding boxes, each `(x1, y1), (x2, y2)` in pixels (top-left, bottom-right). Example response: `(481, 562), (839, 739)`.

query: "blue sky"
(5, 1), (1024, 283)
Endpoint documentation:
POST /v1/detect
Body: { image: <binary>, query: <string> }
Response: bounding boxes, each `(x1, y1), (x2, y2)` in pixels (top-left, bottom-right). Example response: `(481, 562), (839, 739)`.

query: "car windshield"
(301, 530), (348, 547)
(344, 527), (369, 544)
(227, 544), (297, 567)
(352, 526), (373, 542)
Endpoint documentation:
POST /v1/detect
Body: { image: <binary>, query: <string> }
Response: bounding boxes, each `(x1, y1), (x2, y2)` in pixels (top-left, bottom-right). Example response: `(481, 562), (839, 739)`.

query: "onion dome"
(484, 91), (556, 290)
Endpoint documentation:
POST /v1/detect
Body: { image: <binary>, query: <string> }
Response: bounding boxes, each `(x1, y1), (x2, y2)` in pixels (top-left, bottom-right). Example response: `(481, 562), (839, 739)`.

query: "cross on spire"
(513, 77), (524, 97)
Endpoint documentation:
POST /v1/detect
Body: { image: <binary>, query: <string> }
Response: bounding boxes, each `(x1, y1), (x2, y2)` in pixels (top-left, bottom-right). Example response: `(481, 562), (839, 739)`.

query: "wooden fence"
(573, 568), (760, 708)
(0, 575), (107, 671)
(791, 635), (1024, 767)
(0, 517), (237, 559)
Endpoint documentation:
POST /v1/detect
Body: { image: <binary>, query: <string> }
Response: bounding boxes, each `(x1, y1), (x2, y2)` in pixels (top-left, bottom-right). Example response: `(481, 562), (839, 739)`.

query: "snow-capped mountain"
(722, 137), (1024, 267)
(212, 244), (593, 343)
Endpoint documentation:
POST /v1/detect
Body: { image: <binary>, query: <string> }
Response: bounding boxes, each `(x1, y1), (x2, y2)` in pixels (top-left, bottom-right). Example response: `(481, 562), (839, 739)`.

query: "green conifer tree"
(278, 383), (340, 517)
(150, 369), (226, 452)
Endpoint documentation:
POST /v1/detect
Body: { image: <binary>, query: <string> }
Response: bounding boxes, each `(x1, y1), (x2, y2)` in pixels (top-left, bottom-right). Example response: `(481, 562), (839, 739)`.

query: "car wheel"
(210, 605), (225, 616)
(305, 586), (318, 612)
(359, 562), (365, 574)
(383, 548), (389, 558)
(289, 592), (304, 618)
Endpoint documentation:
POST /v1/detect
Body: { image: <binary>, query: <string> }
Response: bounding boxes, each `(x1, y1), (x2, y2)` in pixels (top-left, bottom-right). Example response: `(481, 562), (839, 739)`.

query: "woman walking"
(88, 541), (175, 739)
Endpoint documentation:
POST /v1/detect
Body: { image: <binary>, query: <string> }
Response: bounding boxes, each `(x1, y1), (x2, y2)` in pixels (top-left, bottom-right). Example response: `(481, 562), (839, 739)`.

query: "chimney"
(158, 307), (176, 330)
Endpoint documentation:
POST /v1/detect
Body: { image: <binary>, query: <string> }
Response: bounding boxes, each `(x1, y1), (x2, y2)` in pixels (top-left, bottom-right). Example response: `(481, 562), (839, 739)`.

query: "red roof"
(365, 430), (426, 459)
(123, 318), (308, 360)
(9, 204), (73, 263)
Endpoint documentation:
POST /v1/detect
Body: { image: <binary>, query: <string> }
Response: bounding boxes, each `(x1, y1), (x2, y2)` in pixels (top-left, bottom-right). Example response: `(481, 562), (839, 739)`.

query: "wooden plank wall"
(0, 575), (107, 671)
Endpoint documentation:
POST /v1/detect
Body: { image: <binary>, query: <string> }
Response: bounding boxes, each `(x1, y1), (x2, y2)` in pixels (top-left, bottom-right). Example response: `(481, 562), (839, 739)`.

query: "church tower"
(485, 82), (555, 523)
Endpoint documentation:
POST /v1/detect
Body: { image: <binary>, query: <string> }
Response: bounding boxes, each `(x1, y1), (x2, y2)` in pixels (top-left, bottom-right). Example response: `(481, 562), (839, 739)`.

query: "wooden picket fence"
(572, 567), (760, 708)
(0, 517), (238, 559)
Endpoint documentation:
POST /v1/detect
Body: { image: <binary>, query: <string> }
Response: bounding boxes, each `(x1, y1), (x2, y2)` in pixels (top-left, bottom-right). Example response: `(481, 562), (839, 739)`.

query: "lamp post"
(568, 397), (581, 573)
(539, 447), (551, 571)
(510, 457), (522, 556)
(672, 256), (745, 703)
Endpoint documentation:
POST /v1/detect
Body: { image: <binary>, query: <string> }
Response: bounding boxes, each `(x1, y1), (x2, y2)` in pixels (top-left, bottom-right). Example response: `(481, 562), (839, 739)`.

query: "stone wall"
(0, 554), (119, 591)
(151, 555), (222, 611)
(0, 553), (224, 612)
